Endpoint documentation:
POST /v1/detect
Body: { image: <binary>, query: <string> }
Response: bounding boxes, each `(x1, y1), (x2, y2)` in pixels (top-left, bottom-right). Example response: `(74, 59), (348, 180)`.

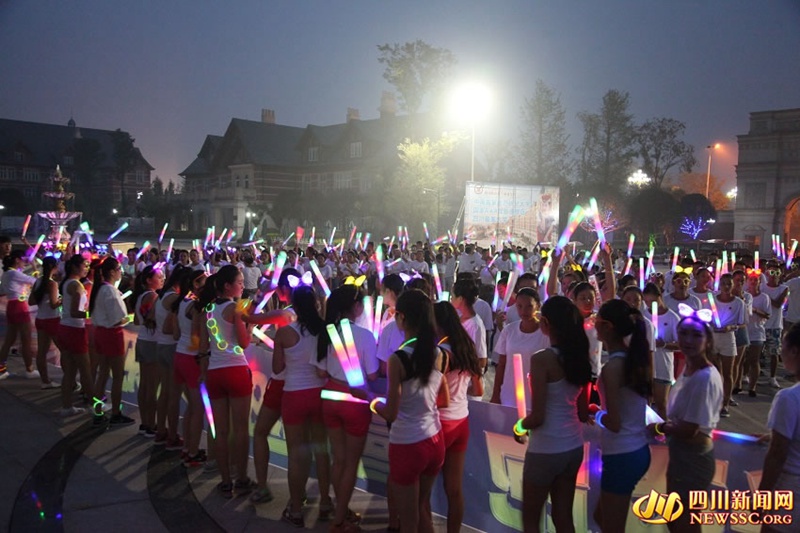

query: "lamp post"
(627, 169), (651, 188)
(705, 143), (721, 198)
(422, 188), (441, 236)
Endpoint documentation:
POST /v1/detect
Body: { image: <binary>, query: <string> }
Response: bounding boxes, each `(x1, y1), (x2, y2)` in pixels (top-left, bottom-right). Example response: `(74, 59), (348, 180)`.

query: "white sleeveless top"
(34, 279), (60, 319)
(389, 346), (444, 445)
(175, 298), (198, 356)
(136, 290), (158, 342)
(597, 351), (648, 455)
(207, 300), (247, 370)
(283, 322), (325, 392)
(60, 279), (87, 328)
(154, 289), (177, 345)
(436, 342), (471, 421)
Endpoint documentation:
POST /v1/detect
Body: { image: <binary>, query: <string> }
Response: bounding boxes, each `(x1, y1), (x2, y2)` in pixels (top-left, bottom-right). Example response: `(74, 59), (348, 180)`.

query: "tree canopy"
(636, 117), (696, 189)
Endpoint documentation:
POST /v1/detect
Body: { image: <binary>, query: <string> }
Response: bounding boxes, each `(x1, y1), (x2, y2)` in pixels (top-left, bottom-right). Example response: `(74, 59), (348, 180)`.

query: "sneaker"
(770, 378), (782, 389)
(234, 477), (257, 496)
(249, 486), (274, 504)
(282, 506), (304, 528)
(41, 381), (60, 389)
(153, 432), (168, 446)
(25, 369), (41, 379)
(719, 408), (730, 418)
(203, 459), (219, 473)
(183, 451), (208, 468)
(742, 376), (750, 385)
(144, 427), (157, 438)
(109, 413), (136, 426)
(94, 413), (108, 426)
(73, 382), (82, 393)
(345, 509), (362, 525)
(60, 406), (87, 417)
(728, 399), (739, 407)
(732, 387), (741, 395)
(138, 424), (148, 435)
(218, 481), (233, 499)
(749, 390), (757, 398)
(166, 436), (185, 451)
(0, 370), (9, 381)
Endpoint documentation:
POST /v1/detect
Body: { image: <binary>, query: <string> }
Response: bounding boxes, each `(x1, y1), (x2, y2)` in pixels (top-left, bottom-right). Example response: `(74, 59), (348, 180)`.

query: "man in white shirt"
(460, 245), (483, 274)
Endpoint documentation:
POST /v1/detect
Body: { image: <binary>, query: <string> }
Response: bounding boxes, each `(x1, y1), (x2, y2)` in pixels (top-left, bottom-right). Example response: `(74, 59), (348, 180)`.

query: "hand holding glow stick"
(512, 353), (526, 420)
(270, 251), (287, 288)
(339, 319), (365, 387)
(707, 292), (722, 328)
(501, 270), (518, 311)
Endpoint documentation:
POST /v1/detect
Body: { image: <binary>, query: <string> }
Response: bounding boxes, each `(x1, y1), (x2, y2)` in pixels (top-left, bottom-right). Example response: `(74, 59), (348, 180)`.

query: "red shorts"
(322, 380), (371, 436)
(59, 324), (88, 354)
(206, 365), (252, 400)
(35, 317), (61, 338)
(262, 378), (284, 412)
(281, 387), (323, 426)
(7, 300), (30, 325)
(173, 353), (201, 389)
(441, 417), (470, 453)
(389, 431), (445, 486)
(94, 326), (125, 357)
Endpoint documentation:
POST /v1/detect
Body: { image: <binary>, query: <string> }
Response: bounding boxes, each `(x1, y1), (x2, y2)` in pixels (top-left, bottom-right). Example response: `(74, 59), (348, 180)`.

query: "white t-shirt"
(377, 318), (406, 363)
(90, 283), (128, 329)
(474, 298), (494, 334)
(785, 278), (800, 323)
(313, 322), (379, 383)
(242, 265), (261, 290)
(461, 315), (488, 361)
(767, 383), (800, 475)
(747, 292), (771, 342)
(667, 365), (723, 437)
(715, 296), (746, 328)
(493, 323), (550, 408)
(663, 292), (702, 315)
(645, 307), (681, 382)
(762, 283), (789, 330)
(0, 269), (36, 300)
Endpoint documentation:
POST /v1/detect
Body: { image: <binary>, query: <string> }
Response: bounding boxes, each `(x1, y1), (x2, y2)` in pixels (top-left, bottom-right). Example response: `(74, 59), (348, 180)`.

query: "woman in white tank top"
(154, 266), (184, 448)
(30, 256), (62, 387)
(133, 265), (165, 436)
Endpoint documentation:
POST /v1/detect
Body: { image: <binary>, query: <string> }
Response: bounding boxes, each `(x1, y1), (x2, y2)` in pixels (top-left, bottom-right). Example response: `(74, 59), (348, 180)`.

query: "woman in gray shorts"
(514, 296), (592, 533)
(132, 265), (164, 437)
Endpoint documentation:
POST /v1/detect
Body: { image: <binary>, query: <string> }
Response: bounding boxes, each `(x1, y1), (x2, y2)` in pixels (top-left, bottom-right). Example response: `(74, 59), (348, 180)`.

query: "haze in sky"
(2, 1), (799, 192)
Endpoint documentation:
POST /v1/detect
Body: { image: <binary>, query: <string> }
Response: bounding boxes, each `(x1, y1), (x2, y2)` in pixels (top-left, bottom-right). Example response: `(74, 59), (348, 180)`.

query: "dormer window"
(350, 142), (362, 159)
(14, 151), (24, 163)
(308, 146), (319, 162)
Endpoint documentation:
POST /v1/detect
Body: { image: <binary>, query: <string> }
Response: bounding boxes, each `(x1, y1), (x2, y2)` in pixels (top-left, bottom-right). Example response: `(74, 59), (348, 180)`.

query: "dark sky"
(2, 1), (799, 192)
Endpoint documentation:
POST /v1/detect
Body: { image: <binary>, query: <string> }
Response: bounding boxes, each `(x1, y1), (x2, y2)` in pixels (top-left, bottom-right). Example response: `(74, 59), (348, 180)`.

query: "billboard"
(464, 182), (559, 248)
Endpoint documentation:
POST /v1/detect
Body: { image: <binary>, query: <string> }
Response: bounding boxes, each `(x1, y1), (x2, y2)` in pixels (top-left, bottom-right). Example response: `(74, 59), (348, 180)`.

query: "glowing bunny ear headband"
(287, 271), (314, 288)
(678, 303), (712, 324)
(398, 272), (422, 283)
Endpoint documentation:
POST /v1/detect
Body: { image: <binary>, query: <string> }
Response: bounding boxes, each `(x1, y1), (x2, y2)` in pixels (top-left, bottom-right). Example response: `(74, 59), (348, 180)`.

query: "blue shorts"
(601, 445), (651, 495)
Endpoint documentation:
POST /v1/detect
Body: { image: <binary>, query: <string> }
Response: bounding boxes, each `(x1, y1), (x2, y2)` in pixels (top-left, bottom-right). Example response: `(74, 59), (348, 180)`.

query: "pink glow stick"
(199, 382), (216, 439)
(512, 353), (526, 419)
(158, 222), (168, 244)
(21, 215), (31, 238)
(627, 234), (635, 259)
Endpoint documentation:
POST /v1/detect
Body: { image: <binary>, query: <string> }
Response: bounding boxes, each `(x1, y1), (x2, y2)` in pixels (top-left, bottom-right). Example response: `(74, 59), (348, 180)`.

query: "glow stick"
(707, 292), (722, 328)
(158, 222), (168, 244)
(28, 234), (46, 260)
(781, 242), (786, 262)
(280, 232), (294, 248)
(788, 241), (798, 269)
(589, 197), (606, 246)
(339, 319), (365, 387)
(375, 245), (385, 283)
(79, 221), (94, 245)
(309, 260), (331, 298)
(204, 228), (212, 248)
(492, 271), (502, 311)
(329, 226), (336, 245)
(348, 226), (358, 246)
(556, 206), (585, 252)
(754, 251), (759, 270)
(326, 323), (360, 387)
(487, 253), (499, 269)
(209, 226), (215, 246)
(638, 258), (645, 290)
(431, 263), (443, 300)
(512, 353), (526, 419)
(501, 270), (518, 310)
(627, 234), (635, 258)
(166, 238), (174, 262)
(721, 251), (729, 275)
(121, 290), (133, 300)
(296, 226), (305, 245)
(355, 232), (362, 250)
(713, 259), (722, 290)
(645, 405), (665, 425)
(270, 251), (287, 288)
(440, 291), (450, 301)
(226, 231), (235, 245)
(252, 325), (274, 348)
(671, 246), (680, 271)
(55, 226), (64, 244)
(109, 221), (129, 241)
(711, 429), (760, 443)
(135, 241), (151, 261)
(423, 222), (429, 241)
(514, 253), (524, 275)
(249, 226), (258, 241)
(651, 301), (659, 339)
(21, 215), (31, 238)
(363, 232), (371, 251)
(215, 228), (228, 249)
(320, 390), (368, 404)
(362, 295), (374, 334)
(199, 382), (216, 439)
(253, 289), (275, 314)
(309, 226), (316, 247)
(690, 249), (697, 262)
(373, 296), (383, 342)
(587, 242), (601, 271)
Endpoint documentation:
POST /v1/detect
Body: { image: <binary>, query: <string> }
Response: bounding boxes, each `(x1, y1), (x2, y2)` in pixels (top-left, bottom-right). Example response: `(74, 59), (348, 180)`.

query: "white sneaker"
(41, 381), (61, 389)
(770, 378), (781, 389)
(203, 459), (219, 473)
(0, 371), (9, 381)
(741, 376), (750, 385)
(25, 369), (41, 379)
(60, 407), (87, 417)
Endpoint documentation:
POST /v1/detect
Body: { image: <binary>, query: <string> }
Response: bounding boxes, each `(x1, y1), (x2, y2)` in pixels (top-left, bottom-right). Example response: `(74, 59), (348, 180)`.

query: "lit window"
(308, 146), (319, 162)
(350, 142), (362, 158)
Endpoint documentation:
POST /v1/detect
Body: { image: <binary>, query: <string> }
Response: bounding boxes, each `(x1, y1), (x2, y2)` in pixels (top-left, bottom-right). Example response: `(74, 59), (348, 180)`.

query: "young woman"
(642, 283), (680, 419)
(593, 299), (652, 532)
(366, 289), (449, 533)
(490, 288), (549, 407)
(154, 265), (184, 448)
(744, 270), (771, 397)
(0, 250), (38, 380)
(759, 322), (800, 532)
(647, 312), (724, 533)
(731, 270), (752, 396)
(571, 282), (603, 379)
(315, 284), (378, 532)
(711, 273), (746, 417)
(433, 301), (483, 533)
(30, 256), (62, 387)
(89, 257), (135, 426)
(376, 273), (406, 377)
(450, 278), (487, 393)
(132, 266), (164, 437)
(762, 263), (789, 389)
(689, 266), (714, 309)
(58, 255), (99, 418)
(273, 285), (331, 527)
(515, 296), (592, 533)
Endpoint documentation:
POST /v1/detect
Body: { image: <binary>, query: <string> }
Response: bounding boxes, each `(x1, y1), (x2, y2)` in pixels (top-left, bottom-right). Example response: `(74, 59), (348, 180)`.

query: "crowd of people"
(0, 230), (799, 532)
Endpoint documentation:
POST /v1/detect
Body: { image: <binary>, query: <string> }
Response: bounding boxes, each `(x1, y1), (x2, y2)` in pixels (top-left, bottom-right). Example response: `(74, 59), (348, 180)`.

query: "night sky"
(2, 1), (799, 191)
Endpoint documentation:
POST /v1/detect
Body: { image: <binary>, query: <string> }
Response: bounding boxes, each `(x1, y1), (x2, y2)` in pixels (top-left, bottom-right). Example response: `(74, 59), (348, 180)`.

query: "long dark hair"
(60, 254), (86, 294)
(395, 289), (438, 385)
(159, 264), (185, 298)
(453, 278), (479, 308)
(677, 316), (716, 360)
(317, 284), (363, 362)
(88, 257), (120, 314)
(597, 299), (652, 398)
(171, 268), (206, 313)
(2, 250), (25, 271)
(381, 273), (405, 301)
(291, 285), (324, 336)
(31, 256), (58, 305)
(131, 265), (158, 306)
(433, 301), (481, 376)
(540, 296), (592, 387)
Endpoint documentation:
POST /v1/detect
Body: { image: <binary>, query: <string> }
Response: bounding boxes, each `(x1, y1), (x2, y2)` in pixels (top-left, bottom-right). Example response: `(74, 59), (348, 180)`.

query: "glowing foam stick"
(354, 232), (362, 250)
(253, 289), (275, 314)
(121, 290), (133, 300)
(270, 251), (287, 289)
(308, 226), (315, 247)
(712, 259), (721, 291)
(327, 323), (361, 387)
(556, 206), (585, 252)
(373, 296), (383, 342)
(309, 260), (331, 298)
(252, 325), (274, 348)
(754, 251), (760, 270)
(645, 405), (665, 425)
(638, 258), (645, 290)
(226, 231), (236, 245)
(329, 226), (336, 245)
(538, 253), (552, 286)
(362, 295), (374, 334)
(651, 301), (659, 340)
(502, 270), (518, 310)
(589, 197), (606, 246)
(166, 238), (174, 262)
(512, 353), (526, 419)
(671, 246), (680, 271)
(788, 241), (799, 269)
(375, 245), (385, 283)
(135, 241), (151, 261)
(711, 429), (760, 443)
(79, 221), (94, 245)
(295, 226), (305, 245)
(492, 271), (502, 311)
(348, 226), (358, 246)
(515, 253), (524, 275)
(363, 232), (371, 251)
(21, 215), (31, 238)
(440, 291), (450, 301)
(707, 292), (722, 328)
(587, 243), (601, 271)
(55, 226), (64, 244)
(109, 221), (130, 241)
(431, 263), (443, 300)
(423, 222), (429, 241)
(339, 319), (365, 387)
(320, 390), (368, 404)
(215, 228), (228, 249)
(721, 251), (729, 275)
(28, 234), (46, 261)
(249, 226), (258, 241)
(156, 222), (168, 244)
(627, 234), (636, 258)
(690, 249), (697, 262)
(199, 382), (216, 439)
(781, 242), (786, 262)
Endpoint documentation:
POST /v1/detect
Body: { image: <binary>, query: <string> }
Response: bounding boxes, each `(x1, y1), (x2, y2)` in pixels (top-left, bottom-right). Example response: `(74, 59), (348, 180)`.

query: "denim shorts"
(601, 445), (651, 494)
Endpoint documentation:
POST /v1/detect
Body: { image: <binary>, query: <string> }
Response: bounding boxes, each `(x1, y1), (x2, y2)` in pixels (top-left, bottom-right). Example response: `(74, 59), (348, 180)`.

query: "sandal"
(234, 477), (257, 496)
(318, 500), (334, 521)
(249, 486), (274, 504)
(281, 506), (304, 528)
(217, 481), (233, 499)
(346, 508), (362, 524)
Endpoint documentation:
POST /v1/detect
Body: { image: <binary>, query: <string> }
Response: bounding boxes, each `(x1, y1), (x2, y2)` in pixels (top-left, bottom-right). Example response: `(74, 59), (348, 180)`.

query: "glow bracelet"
(320, 390), (368, 404)
(512, 353), (526, 419)
(369, 397), (386, 414)
(199, 382), (216, 439)
(513, 418), (528, 437)
(339, 319), (365, 387)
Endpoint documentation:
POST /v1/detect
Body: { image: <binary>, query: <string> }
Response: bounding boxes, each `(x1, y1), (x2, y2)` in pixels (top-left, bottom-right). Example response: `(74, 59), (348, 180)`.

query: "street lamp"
(627, 169), (651, 188)
(726, 187), (738, 205)
(421, 188), (441, 236)
(450, 82), (492, 182)
(112, 208), (118, 215)
(705, 143), (721, 198)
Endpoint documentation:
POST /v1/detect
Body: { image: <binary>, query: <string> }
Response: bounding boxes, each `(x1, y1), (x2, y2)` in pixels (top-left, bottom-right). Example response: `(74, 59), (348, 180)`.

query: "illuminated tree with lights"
(680, 217), (710, 240)
(580, 208), (625, 235)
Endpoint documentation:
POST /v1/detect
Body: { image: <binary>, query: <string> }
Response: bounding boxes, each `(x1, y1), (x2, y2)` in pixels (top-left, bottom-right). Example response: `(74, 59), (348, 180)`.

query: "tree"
(626, 187), (681, 243)
(377, 40), (457, 114)
(516, 80), (572, 186)
(111, 129), (137, 214)
(636, 118), (696, 188)
(576, 90), (637, 191)
(672, 172), (728, 210)
(679, 193), (717, 222)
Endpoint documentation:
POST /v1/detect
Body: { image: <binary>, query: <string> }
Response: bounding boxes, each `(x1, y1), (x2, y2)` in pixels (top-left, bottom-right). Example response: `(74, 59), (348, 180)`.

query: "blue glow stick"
(199, 382), (216, 439)
(109, 221), (129, 241)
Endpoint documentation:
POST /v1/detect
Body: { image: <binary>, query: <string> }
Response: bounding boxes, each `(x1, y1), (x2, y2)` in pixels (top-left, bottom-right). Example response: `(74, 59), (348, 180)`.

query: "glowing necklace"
(205, 302), (244, 356)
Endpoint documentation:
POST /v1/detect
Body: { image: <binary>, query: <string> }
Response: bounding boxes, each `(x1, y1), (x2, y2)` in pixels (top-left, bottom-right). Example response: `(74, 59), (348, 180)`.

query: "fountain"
(38, 165), (81, 244)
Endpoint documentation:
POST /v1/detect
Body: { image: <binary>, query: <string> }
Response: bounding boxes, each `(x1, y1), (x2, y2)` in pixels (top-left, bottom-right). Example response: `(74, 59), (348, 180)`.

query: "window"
(0, 166), (14, 180)
(23, 168), (39, 182)
(743, 182), (766, 209)
(350, 142), (362, 159)
(308, 146), (319, 162)
(23, 188), (36, 199)
(135, 170), (147, 184)
(63, 155), (74, 166)
(14, 151), (24, 163)
(244, 175), (249, 189)
(235, 175), (240, 188)
(333, 172), (352, 189)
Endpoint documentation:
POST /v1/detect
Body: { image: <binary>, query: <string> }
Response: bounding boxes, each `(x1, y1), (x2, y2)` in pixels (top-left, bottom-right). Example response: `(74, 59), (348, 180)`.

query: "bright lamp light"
(449, 82), (492, 124)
